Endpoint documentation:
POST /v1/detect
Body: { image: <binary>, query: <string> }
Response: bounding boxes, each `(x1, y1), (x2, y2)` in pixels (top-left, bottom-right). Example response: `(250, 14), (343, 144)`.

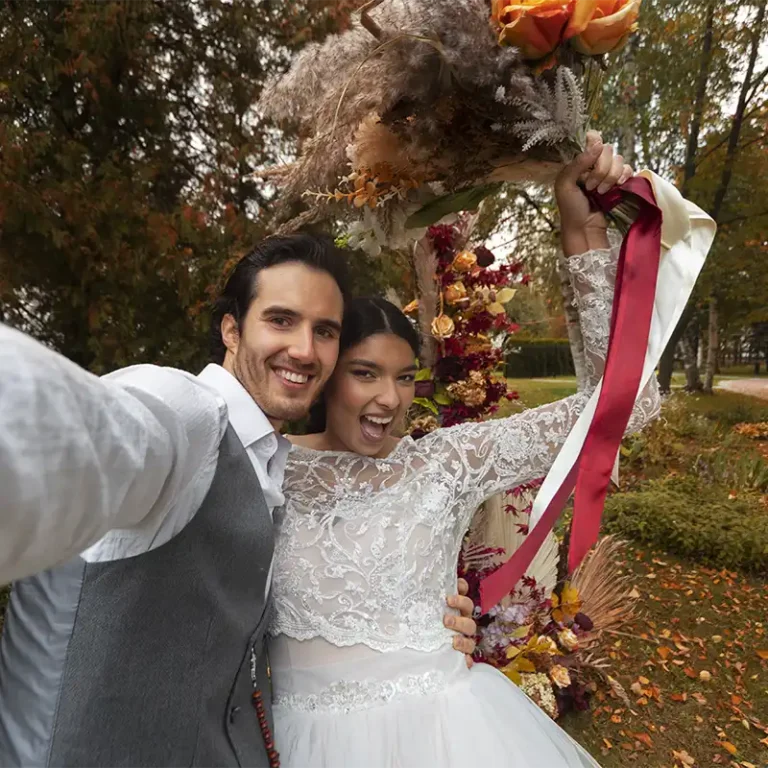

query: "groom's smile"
(273, 367), (311, 386)
(221, 260), (344, 429)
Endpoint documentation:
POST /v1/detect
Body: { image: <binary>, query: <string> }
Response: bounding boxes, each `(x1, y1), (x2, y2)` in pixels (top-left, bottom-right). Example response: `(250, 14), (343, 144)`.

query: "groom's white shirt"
(0, 324), (289, 586)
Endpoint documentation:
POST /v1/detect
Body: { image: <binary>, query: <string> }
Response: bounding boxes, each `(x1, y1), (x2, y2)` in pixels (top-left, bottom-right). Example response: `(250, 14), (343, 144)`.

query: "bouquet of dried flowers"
(259, 0), (641, 252)
(462, 487), (639, 719)
(402, 218), (522, 428)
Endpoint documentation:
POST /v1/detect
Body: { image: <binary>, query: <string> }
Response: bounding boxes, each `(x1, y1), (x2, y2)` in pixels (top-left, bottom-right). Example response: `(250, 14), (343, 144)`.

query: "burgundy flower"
(428, 224), (457, 255)
(414, 380), (436, 398)
(475, 245), (496, 268)
(574, 612), (594, 631)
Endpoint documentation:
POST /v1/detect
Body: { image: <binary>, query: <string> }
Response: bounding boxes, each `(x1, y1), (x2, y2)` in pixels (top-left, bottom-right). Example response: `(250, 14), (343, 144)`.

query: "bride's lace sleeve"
(417, 243), (661, 506)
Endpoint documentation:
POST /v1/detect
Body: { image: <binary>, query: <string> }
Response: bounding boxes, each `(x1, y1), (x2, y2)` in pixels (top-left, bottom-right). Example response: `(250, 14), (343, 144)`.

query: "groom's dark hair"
(210, 232), (350, 364)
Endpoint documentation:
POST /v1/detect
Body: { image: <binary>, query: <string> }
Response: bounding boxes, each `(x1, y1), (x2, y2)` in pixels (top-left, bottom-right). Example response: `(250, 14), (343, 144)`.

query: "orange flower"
(566, 0), (641, 55)
(444, 281), (468, 306)
(431, 314), (455, 340)
(451, 250), (478, 273)
(492, 0), (574, 60)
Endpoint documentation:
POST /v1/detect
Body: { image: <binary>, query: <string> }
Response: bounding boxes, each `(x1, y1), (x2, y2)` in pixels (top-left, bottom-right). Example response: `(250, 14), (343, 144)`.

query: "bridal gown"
(267, 245), (661, 768)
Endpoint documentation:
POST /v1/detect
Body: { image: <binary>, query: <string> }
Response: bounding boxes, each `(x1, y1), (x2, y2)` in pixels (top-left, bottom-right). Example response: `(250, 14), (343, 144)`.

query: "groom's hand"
(445, 578), (477, 668)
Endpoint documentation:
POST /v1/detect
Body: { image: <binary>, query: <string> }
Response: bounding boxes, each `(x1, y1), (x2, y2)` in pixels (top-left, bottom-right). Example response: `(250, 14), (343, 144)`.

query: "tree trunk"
(682, 324), (702, 391)
(658, 303), (694, 393)
(681, 0), (717, 199)
(710, 0), (767, 224)
(702, 0), (766, 394)
(703, 297), (719, 392)
(657, 0), (717, 390)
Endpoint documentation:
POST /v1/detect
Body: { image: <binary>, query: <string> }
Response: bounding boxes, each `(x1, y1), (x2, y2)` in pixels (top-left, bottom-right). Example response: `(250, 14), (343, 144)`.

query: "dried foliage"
(571, 536), (639, 650)
(259, 0), (585, 234)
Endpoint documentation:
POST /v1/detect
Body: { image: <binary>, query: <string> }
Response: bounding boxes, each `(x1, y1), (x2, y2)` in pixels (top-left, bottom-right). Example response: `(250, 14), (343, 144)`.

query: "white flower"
(558, 628), (579, 652)
(550, 664), (572, 689)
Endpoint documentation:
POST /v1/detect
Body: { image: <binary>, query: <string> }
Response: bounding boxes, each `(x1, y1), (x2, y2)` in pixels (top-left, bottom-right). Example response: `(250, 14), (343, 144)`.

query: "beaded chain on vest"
(251, 648), (279, 768)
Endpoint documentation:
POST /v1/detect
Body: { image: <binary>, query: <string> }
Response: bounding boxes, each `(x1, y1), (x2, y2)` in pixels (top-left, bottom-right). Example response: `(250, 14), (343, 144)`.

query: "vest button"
(229, 706), (241, 724)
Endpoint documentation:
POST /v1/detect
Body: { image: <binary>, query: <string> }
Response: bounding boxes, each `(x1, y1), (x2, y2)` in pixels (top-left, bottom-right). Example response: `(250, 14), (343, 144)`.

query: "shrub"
(603, 477), (768, 573)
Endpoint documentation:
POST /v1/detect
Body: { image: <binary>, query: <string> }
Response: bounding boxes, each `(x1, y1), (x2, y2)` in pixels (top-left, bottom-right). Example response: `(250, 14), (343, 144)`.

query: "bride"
(268, 135), (661, 767)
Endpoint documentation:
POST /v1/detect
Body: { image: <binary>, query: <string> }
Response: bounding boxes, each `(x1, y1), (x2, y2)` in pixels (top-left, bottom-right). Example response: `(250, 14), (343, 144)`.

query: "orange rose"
(451, 250), (478, 273)
(566, 0), (641, 55)
(444, 281), (468, 306)
(431, 314), (455, 340)
(492, 0), (574, 60)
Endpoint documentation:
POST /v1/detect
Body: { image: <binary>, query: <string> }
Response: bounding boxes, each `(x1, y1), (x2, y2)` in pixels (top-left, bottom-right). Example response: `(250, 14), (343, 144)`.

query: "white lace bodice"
(269, 245), (661, 654)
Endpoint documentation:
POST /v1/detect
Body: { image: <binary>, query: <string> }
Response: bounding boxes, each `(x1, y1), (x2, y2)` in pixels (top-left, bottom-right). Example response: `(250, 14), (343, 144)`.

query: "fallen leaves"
(672, 748), (696, 766)
(579, 546), (767, 766)
(684, 666), (698, 679)
(716, 739), (738, 755)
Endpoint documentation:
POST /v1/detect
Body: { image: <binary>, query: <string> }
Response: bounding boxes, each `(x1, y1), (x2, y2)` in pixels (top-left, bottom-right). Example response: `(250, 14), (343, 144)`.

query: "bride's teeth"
(278, 369), (309, 384)
(365, 415), (392, 425)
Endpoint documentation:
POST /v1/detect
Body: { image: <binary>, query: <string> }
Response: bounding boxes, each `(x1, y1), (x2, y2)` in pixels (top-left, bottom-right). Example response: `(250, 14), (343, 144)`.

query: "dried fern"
(511, 67), (586, 156)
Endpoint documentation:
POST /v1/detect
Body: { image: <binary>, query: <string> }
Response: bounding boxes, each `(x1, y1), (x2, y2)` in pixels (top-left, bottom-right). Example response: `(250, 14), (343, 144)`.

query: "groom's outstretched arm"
(0, 324), (226, 584)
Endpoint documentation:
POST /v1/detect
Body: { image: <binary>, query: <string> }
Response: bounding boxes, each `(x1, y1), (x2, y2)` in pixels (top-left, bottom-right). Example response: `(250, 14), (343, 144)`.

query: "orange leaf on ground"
(657, 646), (672, 660)
(631, 732), (653, 749)
(756, 649), (768, 660)
(716, 741), (738, 755)
(670, 693), (687, 702)
(683, 667), (698, 678)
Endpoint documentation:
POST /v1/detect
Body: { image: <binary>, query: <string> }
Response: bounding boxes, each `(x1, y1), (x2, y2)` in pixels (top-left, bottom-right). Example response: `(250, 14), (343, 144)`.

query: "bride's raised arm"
(416, 134), (661, 506)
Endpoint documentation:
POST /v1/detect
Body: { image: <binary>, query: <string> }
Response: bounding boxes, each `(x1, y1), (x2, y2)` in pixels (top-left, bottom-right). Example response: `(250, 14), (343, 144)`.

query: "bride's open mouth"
(359, 414), (393, 443)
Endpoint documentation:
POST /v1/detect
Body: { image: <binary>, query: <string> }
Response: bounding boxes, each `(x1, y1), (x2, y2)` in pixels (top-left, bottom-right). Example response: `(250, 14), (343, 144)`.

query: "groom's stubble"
(221, 261), (344, 429)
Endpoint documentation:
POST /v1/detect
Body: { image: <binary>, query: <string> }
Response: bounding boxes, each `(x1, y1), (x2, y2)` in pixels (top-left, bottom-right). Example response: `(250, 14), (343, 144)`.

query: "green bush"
(505, 338), (575, 378)
(603, 477), (768, 573)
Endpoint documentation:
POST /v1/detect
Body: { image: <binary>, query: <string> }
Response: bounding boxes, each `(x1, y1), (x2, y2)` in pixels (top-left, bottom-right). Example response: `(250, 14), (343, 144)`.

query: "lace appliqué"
(273, 671), (447, 714)
(270, 243), (661, 655)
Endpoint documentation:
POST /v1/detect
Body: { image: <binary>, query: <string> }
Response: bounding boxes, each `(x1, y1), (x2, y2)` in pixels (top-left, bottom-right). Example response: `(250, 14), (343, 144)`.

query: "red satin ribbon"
(479, 176), (662, 615)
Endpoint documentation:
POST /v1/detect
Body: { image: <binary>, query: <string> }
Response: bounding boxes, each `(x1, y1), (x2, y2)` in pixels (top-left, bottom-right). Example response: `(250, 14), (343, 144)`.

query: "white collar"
(198, 364), (277, 450)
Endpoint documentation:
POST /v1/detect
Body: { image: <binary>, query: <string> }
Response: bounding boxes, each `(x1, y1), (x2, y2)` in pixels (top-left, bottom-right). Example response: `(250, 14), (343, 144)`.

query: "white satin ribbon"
(529, 171), (716, 530)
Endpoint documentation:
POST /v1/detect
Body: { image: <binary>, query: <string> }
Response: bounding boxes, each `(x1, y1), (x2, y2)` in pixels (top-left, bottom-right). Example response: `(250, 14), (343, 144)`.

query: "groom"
(0, 232), (477, 767)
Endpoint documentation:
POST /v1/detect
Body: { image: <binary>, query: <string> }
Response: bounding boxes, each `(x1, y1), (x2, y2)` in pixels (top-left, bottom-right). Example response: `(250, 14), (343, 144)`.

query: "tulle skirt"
(269, 639), (599, 768)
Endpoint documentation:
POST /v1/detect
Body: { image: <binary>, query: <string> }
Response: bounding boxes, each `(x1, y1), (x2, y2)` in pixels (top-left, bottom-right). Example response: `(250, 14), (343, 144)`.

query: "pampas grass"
(571, 535), (639, 650)
(259, 0), (587, 235)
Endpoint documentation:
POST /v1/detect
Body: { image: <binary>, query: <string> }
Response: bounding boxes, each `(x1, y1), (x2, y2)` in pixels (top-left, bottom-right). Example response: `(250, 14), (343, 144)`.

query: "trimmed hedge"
(505, 338), (575, 378)
(603, 477), (768, 573)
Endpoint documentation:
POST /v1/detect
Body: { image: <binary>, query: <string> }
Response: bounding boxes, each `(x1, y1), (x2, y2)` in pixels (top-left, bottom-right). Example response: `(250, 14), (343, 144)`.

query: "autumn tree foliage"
(0, 0), (362, 373)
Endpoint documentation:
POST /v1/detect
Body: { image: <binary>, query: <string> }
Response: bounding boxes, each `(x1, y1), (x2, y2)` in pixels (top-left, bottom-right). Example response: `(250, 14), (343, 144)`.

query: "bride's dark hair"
(306, 297), (421, 434)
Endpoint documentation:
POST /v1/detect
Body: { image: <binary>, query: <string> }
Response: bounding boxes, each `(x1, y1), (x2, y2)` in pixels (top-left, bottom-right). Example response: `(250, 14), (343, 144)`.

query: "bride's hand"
(555, 130), (633, 256)
(446, 578), (477, 668)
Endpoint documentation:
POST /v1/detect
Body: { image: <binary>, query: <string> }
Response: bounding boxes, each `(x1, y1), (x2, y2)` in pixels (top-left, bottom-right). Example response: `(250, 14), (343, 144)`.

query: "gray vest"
(0, 426), (275, 767)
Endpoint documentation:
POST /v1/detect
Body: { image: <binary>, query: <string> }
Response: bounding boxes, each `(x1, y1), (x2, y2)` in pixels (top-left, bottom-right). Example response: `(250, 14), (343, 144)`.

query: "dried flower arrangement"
(258, 0), (640, 251)
(404, 218), (638, 719)
(461, 485), (639, 719)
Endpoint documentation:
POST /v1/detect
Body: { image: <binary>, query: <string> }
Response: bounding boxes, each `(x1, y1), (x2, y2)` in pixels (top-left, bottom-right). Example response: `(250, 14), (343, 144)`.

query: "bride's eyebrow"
(347, 358), (380, 369)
